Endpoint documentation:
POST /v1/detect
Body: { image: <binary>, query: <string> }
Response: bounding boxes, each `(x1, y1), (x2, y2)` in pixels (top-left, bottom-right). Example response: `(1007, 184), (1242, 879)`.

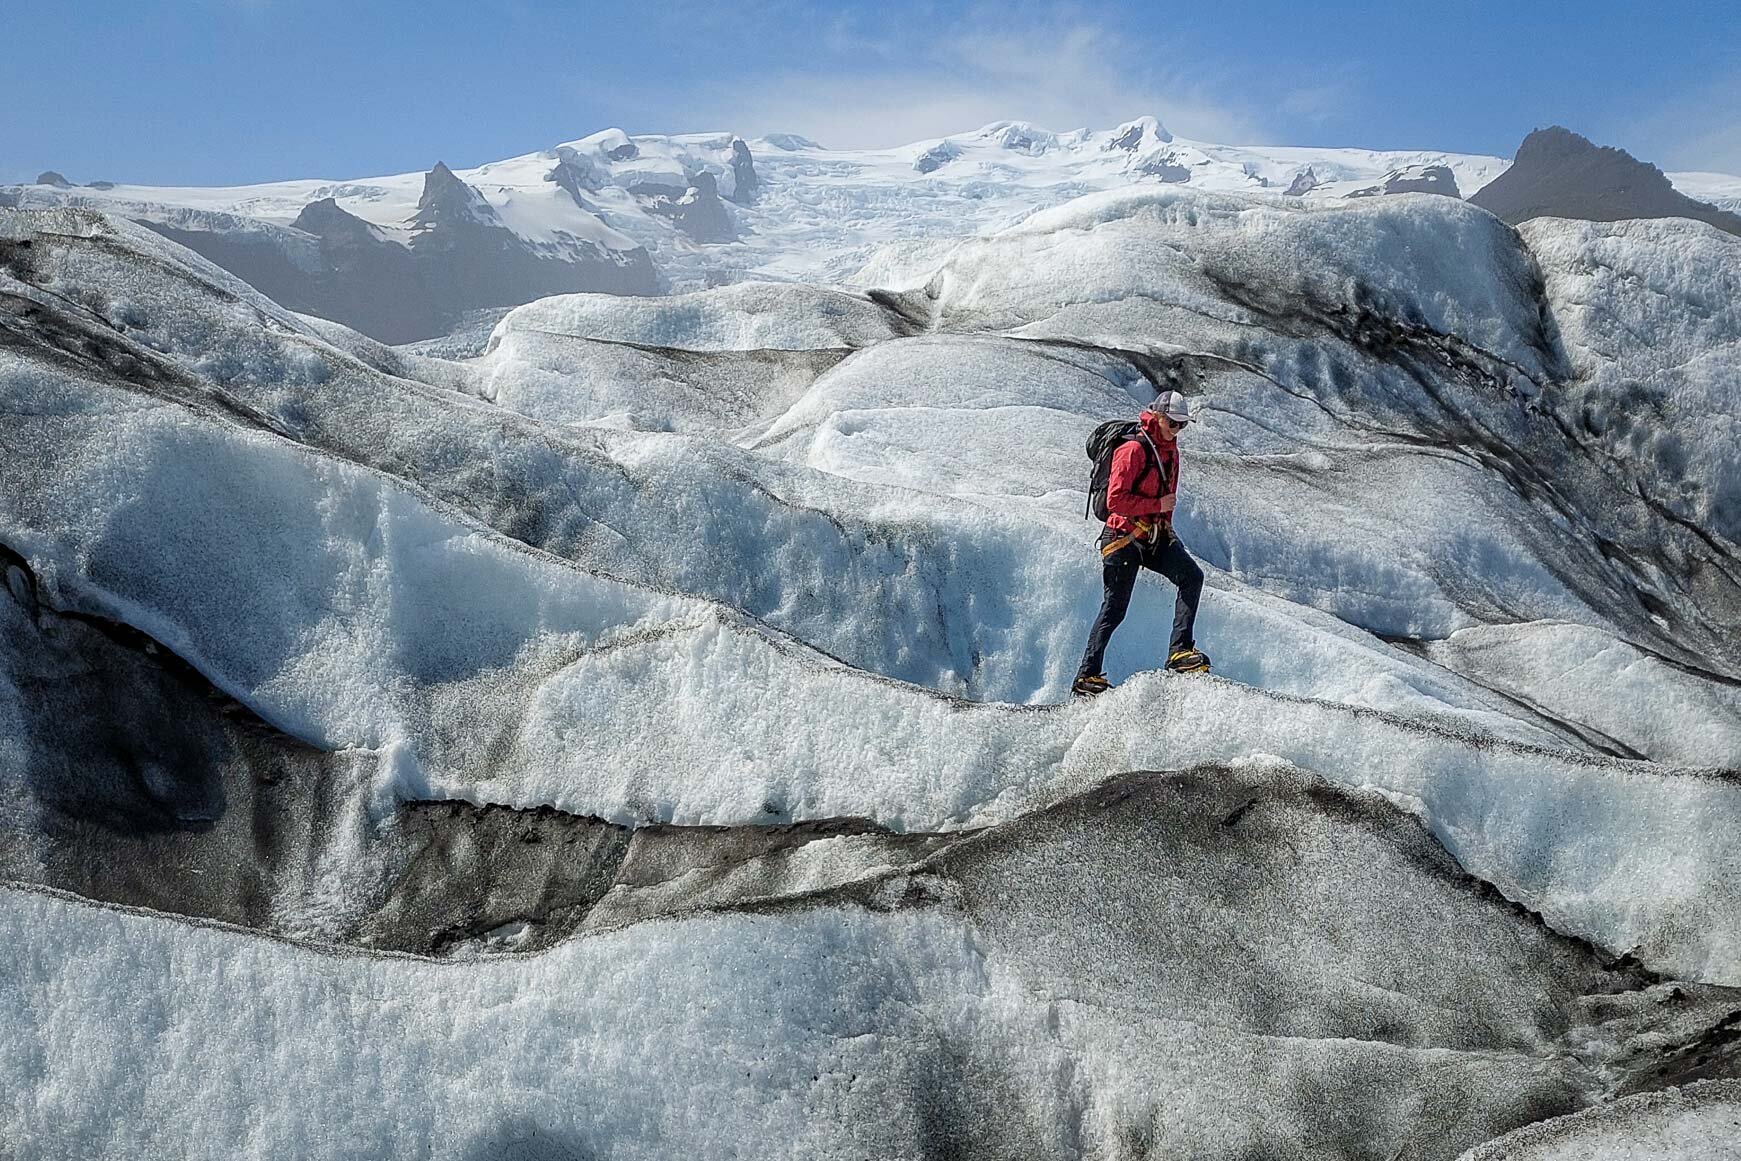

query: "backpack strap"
(1135, 429), (1166, 493)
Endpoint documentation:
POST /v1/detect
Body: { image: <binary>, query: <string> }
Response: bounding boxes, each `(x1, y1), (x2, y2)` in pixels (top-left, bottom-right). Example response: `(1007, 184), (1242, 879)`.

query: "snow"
(15, 116), (1739, 307)
(6, 137), (1741, 1155)
(1458, 1081), (1741, 1159)
(1668, 171), (1741, 214)
(1522, 215), (1741, 544)
(2, 760), (1718, 1158)
(1426, 620), (1741, 767)
(2, 116), (1525, 296)
(7, 190), (1741, 988)
(486, 281), (904, 352)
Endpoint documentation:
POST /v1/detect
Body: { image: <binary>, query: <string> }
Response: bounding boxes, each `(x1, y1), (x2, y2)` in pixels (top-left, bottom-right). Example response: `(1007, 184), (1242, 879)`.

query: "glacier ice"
(4, 164), (1741, 1157)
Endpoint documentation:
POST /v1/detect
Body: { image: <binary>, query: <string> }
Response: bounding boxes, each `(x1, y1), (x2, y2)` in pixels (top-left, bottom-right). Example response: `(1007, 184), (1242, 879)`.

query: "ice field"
(3, 173), (1741, 1157)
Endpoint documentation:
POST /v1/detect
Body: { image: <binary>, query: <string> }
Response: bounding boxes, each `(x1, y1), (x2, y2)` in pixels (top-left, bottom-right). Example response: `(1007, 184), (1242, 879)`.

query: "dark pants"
(1076, 526), (1204, 680)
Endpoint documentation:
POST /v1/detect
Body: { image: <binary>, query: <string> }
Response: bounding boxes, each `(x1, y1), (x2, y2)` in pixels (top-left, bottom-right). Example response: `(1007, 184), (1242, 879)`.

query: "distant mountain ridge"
(7, 118), (1738, 344)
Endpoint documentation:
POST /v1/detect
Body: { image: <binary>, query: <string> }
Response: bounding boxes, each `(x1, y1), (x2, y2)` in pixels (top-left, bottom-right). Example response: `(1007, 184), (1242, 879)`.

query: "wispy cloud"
(690, 10), (1272, 149)
(1279, 81), (1356, 128)
(1615, 69), (1741, 174)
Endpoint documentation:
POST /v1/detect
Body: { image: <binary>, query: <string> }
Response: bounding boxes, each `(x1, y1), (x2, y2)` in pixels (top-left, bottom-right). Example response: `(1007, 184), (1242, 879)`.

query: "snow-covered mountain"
(2, 116), (1519, 342)
(11, 115), (1737, 348)
(4, 124), (1741, 1156)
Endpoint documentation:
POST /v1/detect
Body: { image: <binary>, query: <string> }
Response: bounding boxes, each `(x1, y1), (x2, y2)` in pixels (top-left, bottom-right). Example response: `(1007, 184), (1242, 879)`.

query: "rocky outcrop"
(34, 171), (72, 189)
(1347, 164), (1462, 199)
(1470, 126), (1741, 236)
(980, 121), (1058, 155)
(545, 157), (598, 205)
(1138, 150), (1192, 182)
(1284, 166), (1321, 196)
(409, 160), (501, 232)
(644, 171), (736, 242)
(1107, 116), (1173, 152)
(1108, 124), (1144, 151)
(728, 137), (759, 203)
(288, 198), (428, 341)
(130, 164), (659, 343)
(913, 141), (961, 174)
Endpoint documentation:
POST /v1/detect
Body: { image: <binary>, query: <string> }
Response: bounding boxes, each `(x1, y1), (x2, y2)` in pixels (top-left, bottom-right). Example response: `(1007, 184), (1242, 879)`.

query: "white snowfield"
(11, 114), (1738, 305)
(4, 154), (1741, 1157)
(0, 115), (1521, 293)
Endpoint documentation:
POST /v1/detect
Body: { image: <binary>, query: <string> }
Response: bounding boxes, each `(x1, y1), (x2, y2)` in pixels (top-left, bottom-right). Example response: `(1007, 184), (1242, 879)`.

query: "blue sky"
(7, 0), (1739, 185)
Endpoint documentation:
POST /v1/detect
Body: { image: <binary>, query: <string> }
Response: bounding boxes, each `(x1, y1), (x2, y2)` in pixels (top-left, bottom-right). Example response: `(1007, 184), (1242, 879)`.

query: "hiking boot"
(1072, 673), (1111, 697)
(1166, 647), (1211, 674)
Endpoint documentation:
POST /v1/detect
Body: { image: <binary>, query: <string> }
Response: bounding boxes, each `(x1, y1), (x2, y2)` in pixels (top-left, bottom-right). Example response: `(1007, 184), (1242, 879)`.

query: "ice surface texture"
(4, 180), (1741, 1157)
(4, 768), (1739, 1159)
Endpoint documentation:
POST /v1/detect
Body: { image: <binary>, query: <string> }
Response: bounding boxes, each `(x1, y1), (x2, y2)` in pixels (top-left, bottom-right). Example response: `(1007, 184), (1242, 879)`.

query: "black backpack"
(1085, 420), (1164, 520)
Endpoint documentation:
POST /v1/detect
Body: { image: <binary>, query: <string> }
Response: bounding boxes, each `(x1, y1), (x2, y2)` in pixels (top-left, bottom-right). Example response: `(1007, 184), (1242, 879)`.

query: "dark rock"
(1138, 152), (1192, 182)
(410, 160), (500, 233)
(1399, 164), (1462, 197)
(729, 137), (759, 204)
(1109, 124), (1145, 151)
(914, 141), (961, 175)
(1470, 126), (1741, 237)
(1107, 118), (1171, 152)
(86, 180), (117, 191)
(545, 158), (599, 205)
(606, 141), (639, 162)
(644, 171), (736, 242)
(1284, 166), (1320, 197)
(1347, 164), (1462, 199)
(288, 198), (429, 341)
(35, 171), (72, 189)
(135, 173), (658, 344)
(627, 181), (688, 200)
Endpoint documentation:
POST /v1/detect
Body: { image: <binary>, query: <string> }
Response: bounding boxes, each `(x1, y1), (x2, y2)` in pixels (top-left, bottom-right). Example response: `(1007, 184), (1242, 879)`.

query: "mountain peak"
(1471, 125), (1741, 236)
(1108, 116), (1174, 151)
(410, 161), (499, 232)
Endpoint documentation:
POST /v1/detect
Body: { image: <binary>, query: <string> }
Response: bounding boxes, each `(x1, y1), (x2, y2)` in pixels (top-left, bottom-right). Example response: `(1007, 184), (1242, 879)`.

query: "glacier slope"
(5, 196), (1741, 986)
(7, 170), (1741, 1156)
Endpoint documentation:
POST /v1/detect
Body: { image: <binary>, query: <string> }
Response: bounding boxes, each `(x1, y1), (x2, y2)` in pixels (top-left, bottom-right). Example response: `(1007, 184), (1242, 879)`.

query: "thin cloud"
(1280, 81), (1356, 128)
(695, 16), (1271, 149)
(1616, 70), (1741, 175)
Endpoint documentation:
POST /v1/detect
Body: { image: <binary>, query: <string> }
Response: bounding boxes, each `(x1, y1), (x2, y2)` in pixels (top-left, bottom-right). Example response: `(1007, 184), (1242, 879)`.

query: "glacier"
(3, 154), (1741, 1158)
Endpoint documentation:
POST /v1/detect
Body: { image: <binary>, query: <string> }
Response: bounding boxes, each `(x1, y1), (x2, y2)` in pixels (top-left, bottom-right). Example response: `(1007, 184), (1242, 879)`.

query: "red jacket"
(1105, 411), (1178, 535)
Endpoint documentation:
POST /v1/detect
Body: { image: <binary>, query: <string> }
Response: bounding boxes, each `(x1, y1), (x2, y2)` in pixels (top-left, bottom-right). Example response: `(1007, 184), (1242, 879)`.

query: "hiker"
(1073, 390), (1209, 697)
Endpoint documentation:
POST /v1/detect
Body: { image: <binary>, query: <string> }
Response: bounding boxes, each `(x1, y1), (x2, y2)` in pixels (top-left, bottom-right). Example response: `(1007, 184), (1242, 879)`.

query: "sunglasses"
(1159, 415), (1190, 429)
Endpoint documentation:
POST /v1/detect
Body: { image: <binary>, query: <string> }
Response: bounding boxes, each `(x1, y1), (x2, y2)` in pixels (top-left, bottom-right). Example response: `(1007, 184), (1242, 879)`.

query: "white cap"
(1149, 390), (1191, 422)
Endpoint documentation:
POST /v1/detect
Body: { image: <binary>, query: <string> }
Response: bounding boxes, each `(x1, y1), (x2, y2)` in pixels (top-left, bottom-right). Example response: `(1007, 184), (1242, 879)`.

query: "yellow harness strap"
(1100, 521), (1154, 558)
